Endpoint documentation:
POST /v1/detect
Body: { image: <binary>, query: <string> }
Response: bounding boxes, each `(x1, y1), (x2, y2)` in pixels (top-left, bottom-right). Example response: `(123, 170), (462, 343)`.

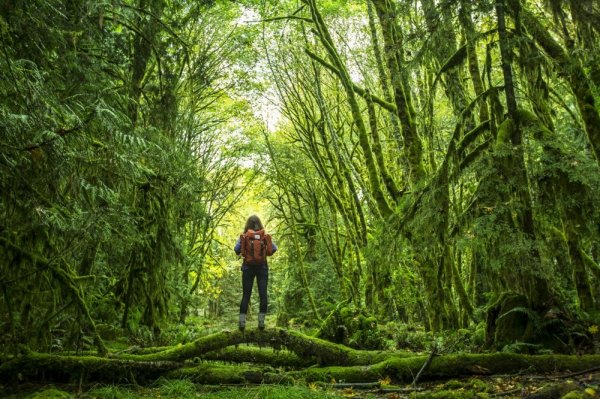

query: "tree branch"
(250, 15), (313, 23)
(304, 49), (397, 113)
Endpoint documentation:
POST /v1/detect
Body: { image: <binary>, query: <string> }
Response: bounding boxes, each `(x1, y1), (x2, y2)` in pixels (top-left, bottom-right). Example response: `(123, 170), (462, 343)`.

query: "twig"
(249, 15), (313, 23)
(528, 365), (600, 380)
(412, 345), (437, 387)
(379, 387), (425, 393)
(330, 382), (380, 389)
(247, 5), (311, 24)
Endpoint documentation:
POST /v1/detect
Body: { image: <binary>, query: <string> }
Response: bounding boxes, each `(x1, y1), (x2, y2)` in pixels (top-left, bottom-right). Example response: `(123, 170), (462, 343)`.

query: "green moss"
(202, 346), (312, 368)
(81, 384), (348, 399)
(496, 118), (514, 147)
(410, 389), (490, 399)
(26, 389), (71, 399)
(443, 379), (464, 389)
(317, 307), (385, 350)
(442, 378), (490, 392)
(561, 392), (587, 399)
(473, 323), (486, 347)
(196, 385), (346, 399)
(501, 342), (543, 354)
(84, 385), (140, 399)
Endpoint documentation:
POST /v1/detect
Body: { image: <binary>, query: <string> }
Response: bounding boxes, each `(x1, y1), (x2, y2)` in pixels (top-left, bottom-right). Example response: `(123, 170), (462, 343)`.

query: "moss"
(84, 386), (139, 398)
(317, 307), (385, 350)
(443, 379), (465, 389)
(472, 323), (486, 347)
(496, 118), (514, 148)
(411, 389), (490, 398)
(468, 378), (491, 392)
(27, 388), (71, 398)
(442, 378), (490, 392)
(529, 382), (580, 399)
(561, 392), (587, 399)
(517, 108), (553, 140)
(167, 363), (294, 385)
(5, 332), (600, 386)
(501, 342), (543, 354)
(197, 385), (345, 399)
(202, 346), (312, 368)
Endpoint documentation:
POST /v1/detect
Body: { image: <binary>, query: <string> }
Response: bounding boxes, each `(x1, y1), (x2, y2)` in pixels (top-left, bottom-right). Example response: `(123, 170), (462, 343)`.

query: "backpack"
(240, 229), (273, 266)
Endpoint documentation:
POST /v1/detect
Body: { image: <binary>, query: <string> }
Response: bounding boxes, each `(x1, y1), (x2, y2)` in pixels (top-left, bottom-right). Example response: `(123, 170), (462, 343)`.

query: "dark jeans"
(239, 266), (268, 314)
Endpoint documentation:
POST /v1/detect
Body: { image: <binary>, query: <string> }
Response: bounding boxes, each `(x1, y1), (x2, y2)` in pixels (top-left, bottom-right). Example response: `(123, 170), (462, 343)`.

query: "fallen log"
(2, 329), (600, 385)
(201, 346), (313, 368)
(0, 351), (182, 383)
(165, 353), (600, 385)
(116, 345), (310, 368)
(167, 363), (294, 385)
(293, 353), (600, 383)
(111, 328), (396, 366)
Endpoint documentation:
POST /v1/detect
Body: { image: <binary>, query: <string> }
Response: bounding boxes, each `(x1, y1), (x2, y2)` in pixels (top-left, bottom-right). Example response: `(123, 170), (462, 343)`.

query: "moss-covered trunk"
(521, 7), (600, 163)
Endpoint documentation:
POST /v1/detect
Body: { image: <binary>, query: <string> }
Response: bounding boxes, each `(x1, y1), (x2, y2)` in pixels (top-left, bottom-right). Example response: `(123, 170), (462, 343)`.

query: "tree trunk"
(496, 2), (554, 311)
(366, 0), (403, 154)
(370, 0), (424, 184)
(520, 7), (600, 163)
(305, 0), (393, 218)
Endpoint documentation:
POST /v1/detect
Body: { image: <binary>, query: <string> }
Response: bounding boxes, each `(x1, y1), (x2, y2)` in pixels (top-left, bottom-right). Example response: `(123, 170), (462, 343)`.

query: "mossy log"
(2, 329), (600, 385)
(0, 352), (182, 383)
(144, 353), (600, 385)
(167, 363), (295, 385)
(201, 346), (312, 368)
(293, 353), (600, 383)
(111, 328), (394, 366)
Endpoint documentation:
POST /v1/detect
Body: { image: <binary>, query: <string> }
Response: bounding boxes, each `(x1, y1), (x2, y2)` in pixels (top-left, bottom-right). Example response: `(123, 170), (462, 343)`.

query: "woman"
(234, 215), (277, 330)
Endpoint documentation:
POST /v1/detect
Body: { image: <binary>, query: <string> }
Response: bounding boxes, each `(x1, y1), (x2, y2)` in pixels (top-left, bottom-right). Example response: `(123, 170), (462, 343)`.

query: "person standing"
(234, 215), (277, 330)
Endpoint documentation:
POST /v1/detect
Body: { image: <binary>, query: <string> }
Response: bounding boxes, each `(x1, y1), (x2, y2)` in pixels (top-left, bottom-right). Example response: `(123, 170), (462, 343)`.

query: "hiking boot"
(258, 312), (266, 330)
(239, 313), (246, 331)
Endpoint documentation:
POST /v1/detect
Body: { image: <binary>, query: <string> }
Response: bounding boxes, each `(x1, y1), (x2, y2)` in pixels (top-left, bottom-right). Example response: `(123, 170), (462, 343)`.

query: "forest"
(1, 0), (599, 398)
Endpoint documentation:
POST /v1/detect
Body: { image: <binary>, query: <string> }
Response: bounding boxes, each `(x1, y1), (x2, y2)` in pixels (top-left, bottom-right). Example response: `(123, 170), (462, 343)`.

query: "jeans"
(239, 266), (268, 314)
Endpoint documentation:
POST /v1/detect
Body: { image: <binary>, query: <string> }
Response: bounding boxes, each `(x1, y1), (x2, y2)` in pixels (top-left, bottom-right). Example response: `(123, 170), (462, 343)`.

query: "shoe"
(239, 313), (246, 331)
(258, 312), (266, 330)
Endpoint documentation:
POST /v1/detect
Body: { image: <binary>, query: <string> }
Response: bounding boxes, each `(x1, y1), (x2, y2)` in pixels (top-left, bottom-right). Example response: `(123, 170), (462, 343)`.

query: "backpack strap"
(264, 234), (273, 256)
(240, 233), (247, 257)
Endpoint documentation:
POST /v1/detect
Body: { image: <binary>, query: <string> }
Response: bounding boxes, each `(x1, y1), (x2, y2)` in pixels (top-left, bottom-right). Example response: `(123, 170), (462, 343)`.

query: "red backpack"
(240, 229), (273, 266)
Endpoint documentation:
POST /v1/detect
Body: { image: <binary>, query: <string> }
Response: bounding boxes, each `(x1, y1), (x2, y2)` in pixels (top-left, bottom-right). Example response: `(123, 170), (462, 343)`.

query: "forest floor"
(2, 316), (599, 398)
(3, 372), (600, 399)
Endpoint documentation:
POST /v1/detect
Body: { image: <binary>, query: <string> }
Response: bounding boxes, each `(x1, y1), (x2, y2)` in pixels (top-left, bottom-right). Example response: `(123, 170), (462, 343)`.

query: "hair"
(244, 215), (264, 233)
